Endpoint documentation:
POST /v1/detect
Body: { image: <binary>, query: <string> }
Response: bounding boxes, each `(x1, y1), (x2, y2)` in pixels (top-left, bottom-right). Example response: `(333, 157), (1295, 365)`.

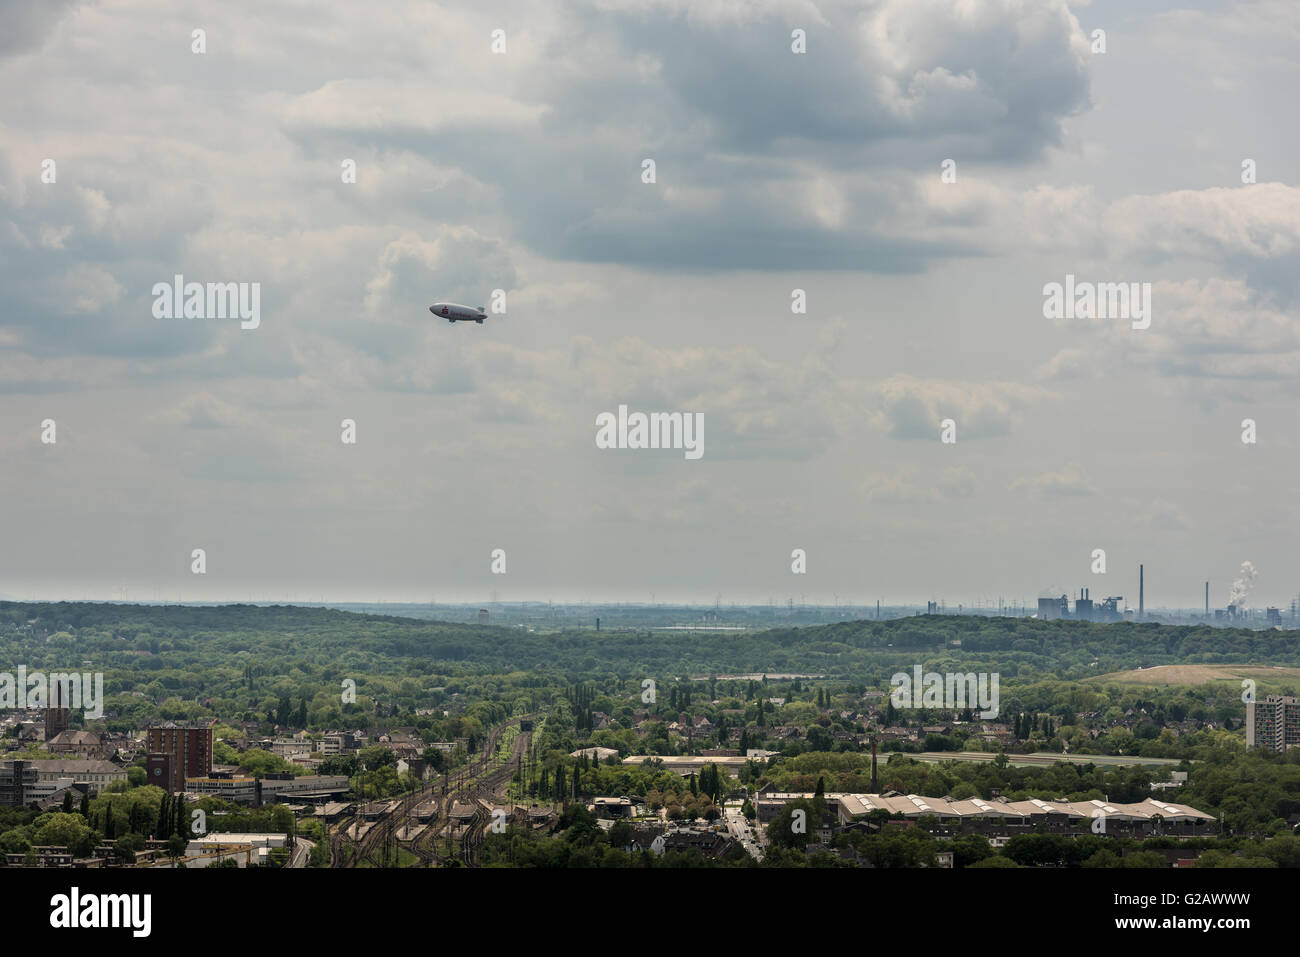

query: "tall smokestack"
(1139, 565), (1144, 619)
(870, 737), (878, 793)
(1205, 582), (1209, 618)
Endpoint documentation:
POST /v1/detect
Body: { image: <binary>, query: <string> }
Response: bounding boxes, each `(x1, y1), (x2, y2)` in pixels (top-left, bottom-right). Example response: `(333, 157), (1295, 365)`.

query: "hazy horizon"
(0, 591), (1279, 619)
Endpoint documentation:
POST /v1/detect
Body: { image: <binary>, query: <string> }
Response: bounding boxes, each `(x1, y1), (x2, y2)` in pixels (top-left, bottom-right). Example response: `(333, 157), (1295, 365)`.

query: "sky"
(1, 0), (1297, 608)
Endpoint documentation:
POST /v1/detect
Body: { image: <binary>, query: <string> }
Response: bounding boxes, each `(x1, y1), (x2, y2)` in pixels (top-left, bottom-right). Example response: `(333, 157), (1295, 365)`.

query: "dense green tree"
(168, 833), (187, 862)
(766, 798), (820, 850)
(114, 833), (143, 863)
(157, 794), (172, 839)
(950, 834), (994, 868)
(609, 820), (633, 848)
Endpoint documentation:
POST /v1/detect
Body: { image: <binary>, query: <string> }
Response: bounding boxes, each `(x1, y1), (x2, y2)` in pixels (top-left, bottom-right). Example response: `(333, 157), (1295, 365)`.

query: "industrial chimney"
(1139, 564), (1144, 619)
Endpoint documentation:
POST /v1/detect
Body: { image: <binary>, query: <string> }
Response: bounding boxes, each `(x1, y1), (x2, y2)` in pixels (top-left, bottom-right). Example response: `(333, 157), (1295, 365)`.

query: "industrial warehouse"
(755, 787), (1217, 839)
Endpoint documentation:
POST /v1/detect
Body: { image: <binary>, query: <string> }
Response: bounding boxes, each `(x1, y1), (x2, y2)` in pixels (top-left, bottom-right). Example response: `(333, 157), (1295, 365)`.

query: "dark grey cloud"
(281, 0), (1092, 273)
(594, 1), (1091, 159)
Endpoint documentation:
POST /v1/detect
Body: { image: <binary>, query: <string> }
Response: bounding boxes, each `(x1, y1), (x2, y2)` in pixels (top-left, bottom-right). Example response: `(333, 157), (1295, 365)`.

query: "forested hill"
(2, 602), (1297, 681)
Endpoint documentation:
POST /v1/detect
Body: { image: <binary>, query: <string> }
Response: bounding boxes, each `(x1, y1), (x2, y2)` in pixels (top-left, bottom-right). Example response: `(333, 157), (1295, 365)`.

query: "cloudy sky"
(1, 0), (1297, 608)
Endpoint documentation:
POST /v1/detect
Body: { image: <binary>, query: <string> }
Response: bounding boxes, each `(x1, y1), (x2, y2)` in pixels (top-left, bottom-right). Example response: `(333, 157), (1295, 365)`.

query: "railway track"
(456, 734), (528, 866)
(334, 713), (538, 868)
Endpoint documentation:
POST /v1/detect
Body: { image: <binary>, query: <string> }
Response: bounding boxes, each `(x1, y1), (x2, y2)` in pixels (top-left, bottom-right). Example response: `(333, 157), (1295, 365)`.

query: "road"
(289, 838), (313, 868)
(723, 803), (763, 860)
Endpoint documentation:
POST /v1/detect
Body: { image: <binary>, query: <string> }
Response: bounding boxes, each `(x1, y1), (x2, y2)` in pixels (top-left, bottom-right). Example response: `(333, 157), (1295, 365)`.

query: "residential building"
(145, 723), (213, 793)
(46, 730), (107, 757)
(1247, 695), (1300, 751)
(0, 760), (37, 806)
(28, 759), (127, 795)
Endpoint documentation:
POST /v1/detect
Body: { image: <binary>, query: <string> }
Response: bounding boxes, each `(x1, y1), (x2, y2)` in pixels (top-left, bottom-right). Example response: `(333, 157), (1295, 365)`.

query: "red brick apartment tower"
(145, 723), (213, 793)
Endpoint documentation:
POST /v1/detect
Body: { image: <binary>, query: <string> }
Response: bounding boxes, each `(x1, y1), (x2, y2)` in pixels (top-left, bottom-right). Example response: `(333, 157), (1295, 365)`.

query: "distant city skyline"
(3, 574), (1294, 615)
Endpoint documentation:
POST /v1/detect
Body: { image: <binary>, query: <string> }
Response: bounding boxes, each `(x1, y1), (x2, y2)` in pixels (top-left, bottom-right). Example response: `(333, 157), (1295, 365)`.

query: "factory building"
(1037, 595), (1067, 620)
(1037, 589), (1123, 622)
(1074, 588), (1093, 621)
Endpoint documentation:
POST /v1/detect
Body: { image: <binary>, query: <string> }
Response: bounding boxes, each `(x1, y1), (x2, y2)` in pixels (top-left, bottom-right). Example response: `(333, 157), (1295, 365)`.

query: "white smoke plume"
(1228, 561), (1257, 609)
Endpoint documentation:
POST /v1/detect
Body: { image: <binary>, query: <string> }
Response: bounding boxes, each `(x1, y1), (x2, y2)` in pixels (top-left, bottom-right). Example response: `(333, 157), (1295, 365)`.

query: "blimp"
(430, 302), (487, 324)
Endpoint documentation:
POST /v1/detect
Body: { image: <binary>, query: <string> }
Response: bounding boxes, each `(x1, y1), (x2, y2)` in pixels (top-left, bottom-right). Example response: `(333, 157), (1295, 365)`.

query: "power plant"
(1032, 564), (1294, 628)
(1036, 588), (1124, 622)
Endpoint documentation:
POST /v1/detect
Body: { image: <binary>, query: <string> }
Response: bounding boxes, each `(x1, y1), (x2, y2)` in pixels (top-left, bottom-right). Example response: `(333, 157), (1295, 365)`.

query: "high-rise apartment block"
(145, 723), (213, 793)
(1246, 695), (1300, 751)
